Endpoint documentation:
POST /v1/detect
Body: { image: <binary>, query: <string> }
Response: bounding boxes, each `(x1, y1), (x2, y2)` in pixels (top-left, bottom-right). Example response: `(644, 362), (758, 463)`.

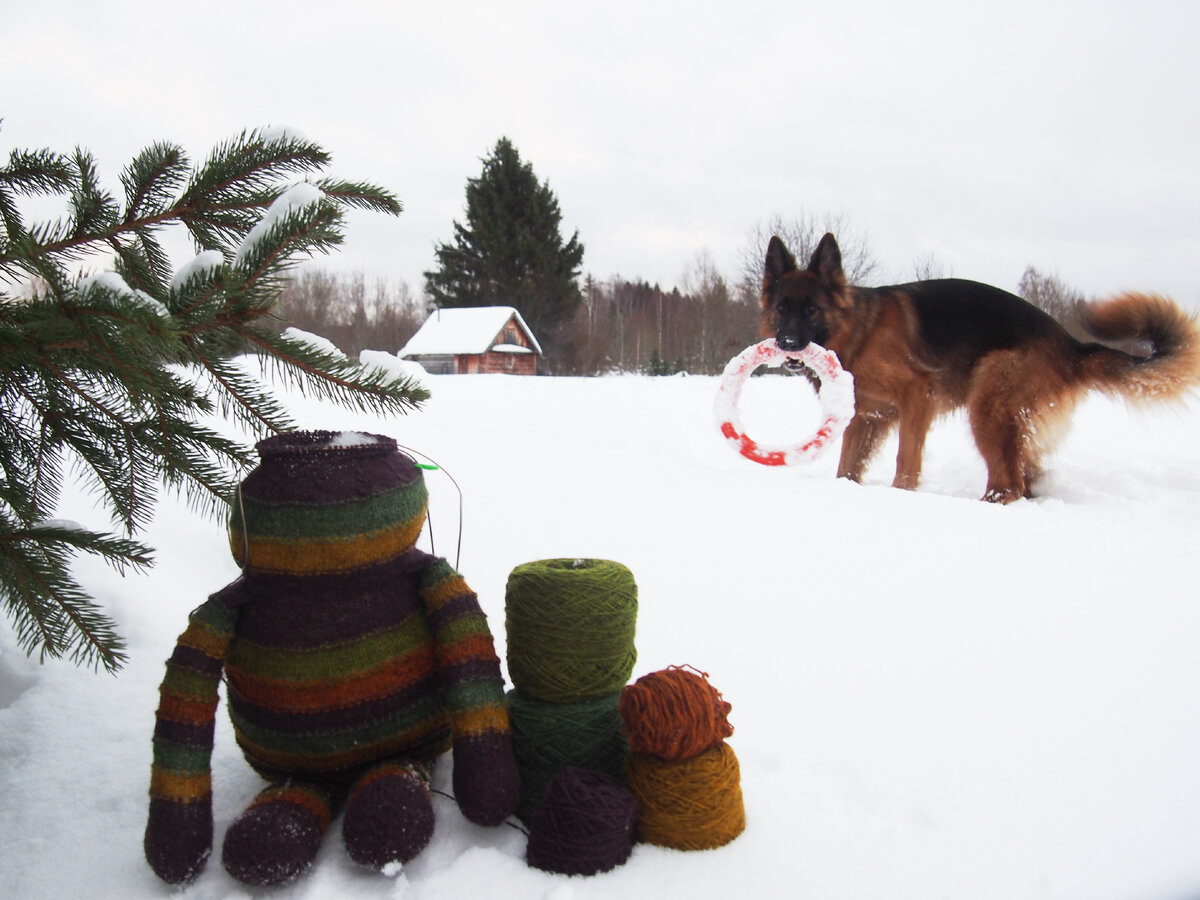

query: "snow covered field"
(2, 366), (1199, 900)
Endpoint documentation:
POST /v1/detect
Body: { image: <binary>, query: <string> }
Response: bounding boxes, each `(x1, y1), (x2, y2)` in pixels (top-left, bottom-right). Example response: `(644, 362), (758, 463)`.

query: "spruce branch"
(243, 325), (430, 416)
(0, 147), (76, 195)
(0, 127), (413, 671)
(121, 141), (189, 222)
(0, 145), (75, 251)
(315, 178), (404, 216)
(191, 353), (298, 436)
(0, 517), (150, 672)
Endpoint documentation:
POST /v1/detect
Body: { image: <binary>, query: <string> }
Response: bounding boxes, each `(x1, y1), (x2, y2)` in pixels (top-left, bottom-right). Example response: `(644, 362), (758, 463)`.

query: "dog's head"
(759, 232), (848, 352)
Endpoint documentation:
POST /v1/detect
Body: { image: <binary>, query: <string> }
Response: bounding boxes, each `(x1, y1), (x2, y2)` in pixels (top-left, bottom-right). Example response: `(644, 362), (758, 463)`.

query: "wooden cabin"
(399, 306), (542, 375)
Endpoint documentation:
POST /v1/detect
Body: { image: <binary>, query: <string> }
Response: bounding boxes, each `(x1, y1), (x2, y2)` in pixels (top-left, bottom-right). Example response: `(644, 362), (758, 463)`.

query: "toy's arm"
(144, 587), (239, 884)
(418, 557), (520, 826)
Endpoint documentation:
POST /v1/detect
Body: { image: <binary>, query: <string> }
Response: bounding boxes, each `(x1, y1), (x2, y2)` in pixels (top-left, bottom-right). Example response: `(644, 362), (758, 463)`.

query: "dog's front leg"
(893, 393), (935, 490)
(837, 407), (895, 482)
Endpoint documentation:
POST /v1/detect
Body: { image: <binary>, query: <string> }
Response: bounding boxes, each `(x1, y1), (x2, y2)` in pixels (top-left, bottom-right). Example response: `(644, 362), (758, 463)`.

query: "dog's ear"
(764, 236), (797, 284)
(808, 233), (844, 285)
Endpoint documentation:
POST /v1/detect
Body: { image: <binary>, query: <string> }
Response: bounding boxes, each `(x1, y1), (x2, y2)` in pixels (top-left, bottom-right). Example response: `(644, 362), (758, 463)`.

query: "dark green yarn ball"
(504, 558), (638, 703)
(507, 689), (629, 824)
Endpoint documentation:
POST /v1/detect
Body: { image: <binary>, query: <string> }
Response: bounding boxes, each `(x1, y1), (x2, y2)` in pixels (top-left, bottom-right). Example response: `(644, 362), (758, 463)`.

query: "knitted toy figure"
(144, 431), (519, 887)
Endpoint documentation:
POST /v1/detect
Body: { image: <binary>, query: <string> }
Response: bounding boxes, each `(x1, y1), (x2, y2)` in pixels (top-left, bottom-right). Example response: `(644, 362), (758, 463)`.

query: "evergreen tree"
(0, 127), (427, 672)
(424, 137), (584, 351)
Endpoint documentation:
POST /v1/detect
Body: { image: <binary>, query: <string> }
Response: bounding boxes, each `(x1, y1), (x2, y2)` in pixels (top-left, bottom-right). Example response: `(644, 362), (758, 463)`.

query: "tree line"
(273, 271), (425, 359)
(273, 261), (759, 376)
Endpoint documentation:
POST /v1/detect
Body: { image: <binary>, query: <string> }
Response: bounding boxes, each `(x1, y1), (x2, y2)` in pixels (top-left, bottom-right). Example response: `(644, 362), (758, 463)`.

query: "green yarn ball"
(505, 558), (638, 703)
(507, 689), (629, 824)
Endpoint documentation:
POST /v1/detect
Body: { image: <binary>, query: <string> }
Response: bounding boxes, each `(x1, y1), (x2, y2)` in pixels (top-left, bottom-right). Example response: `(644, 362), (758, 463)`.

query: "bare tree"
(736, 211), (880, 303)
(1017, 265), (1086, 337)
(912, 249), (952, 281)
(274, 270), (423, 356)
(368, 279), (424, 354)
(681, 250), (757, 371)
(551, 256), (758, 376)
(553, 273), (613, 375)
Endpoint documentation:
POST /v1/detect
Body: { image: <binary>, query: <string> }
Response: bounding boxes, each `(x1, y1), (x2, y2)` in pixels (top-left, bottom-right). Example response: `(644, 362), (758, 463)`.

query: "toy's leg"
(342, 760), (435, 870)
(222, 781), (338, 887)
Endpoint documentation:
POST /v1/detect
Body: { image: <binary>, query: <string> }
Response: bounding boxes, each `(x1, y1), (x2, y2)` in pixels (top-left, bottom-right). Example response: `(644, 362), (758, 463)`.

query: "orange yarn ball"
(619, 666), (733, 761)
(625, 742), (745, 851)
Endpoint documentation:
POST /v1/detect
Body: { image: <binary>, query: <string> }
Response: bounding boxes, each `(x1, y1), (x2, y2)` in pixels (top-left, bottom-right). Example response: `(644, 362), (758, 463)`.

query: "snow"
(359, 349), (429, 390)
(234, 182), (326, 266)
(171, 250), (225, 294)
(326, 432), (379, 448)
(400, 306), (543, 357)
(284, 325), (347, 359)
(2, 367), (1200, 900)
(32, 519), (87, 532)
(259, 126), (311, 145)
(78, 270), (168, 316)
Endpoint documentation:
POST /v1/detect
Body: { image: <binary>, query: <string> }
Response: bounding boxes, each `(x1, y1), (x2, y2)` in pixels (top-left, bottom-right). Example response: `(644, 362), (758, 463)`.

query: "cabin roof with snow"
(399, 306), (543, 359)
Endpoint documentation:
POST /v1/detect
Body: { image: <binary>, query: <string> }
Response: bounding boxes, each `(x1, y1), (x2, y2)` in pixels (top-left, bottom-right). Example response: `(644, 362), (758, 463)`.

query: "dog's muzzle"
(776, 334), (808, 353)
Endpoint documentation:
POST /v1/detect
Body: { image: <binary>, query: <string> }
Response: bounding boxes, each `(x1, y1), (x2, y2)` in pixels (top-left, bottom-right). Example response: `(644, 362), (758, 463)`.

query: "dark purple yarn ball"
(525, 767), (637, 876)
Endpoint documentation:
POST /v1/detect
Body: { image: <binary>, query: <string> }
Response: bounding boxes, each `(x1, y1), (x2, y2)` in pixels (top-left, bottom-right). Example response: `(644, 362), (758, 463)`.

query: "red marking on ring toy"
(713, 339), (855, 467)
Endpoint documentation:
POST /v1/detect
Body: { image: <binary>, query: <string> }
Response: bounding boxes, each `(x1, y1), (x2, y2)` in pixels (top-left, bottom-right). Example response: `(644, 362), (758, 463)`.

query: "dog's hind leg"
(967, 352), (1037, 503)
(837, 405), (897, 482)
(1018, 393), (1076, 498)
(975, 419), (1031, 503)
(969, 350), (1076, 502)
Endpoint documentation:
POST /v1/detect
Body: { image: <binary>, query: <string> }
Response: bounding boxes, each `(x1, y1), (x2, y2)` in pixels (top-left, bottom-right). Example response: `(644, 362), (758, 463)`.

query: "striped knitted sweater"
(146, 432), (515, 883)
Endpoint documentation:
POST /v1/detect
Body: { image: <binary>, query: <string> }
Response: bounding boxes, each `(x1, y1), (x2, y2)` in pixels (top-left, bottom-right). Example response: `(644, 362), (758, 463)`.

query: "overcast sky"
(5, 0), (1198, 305)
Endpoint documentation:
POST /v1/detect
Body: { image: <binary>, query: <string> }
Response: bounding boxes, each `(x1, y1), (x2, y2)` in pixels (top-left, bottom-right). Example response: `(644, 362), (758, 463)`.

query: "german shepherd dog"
(760, 233), (1200, 502)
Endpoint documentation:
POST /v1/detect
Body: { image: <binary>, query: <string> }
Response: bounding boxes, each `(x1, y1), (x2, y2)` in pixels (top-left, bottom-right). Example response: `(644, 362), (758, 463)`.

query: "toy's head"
(229, 431), (428, 576)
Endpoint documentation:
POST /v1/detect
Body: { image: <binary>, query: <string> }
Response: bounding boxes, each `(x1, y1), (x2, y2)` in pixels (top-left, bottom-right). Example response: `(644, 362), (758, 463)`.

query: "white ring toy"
(713, 340), (855, 466)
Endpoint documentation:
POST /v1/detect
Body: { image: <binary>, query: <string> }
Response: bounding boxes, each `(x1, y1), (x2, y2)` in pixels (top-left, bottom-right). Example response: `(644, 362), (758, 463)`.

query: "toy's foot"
(343, 762), (435, 870)
(222, 784), (333, 887)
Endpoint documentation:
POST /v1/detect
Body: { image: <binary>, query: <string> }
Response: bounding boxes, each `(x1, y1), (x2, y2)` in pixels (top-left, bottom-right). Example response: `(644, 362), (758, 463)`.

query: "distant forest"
(273, 264), (759, 376)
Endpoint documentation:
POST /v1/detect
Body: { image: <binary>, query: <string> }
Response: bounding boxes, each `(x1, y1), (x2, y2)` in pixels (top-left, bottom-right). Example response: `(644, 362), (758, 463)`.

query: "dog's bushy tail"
(1076, 292), (1200, 403)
